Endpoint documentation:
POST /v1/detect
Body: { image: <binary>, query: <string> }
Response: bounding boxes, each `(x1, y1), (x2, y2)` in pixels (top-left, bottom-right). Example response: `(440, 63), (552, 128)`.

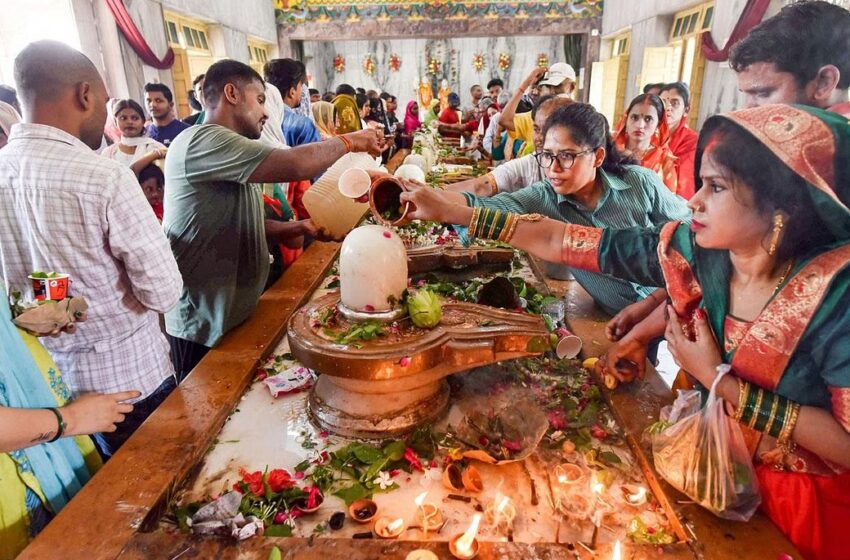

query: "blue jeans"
(98, 376), (177, 458)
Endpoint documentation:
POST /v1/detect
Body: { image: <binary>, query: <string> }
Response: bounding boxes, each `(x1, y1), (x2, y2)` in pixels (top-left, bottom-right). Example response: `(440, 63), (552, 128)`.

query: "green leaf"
(362, 457), (389, 482)
(265, 525), (293, 538)
(350, 442), (383, 464)
(294, 459), (311, 473)
(598, 450), (622, 465)
(382, 440), (406, 461)
(268, 546), (283, 560)
(333, 482), (371, 506)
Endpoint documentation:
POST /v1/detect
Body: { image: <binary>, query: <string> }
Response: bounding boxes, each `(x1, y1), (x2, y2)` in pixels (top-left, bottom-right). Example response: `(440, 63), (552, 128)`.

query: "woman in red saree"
(402, 104), (850, 560)
(614, 94), (679, 195)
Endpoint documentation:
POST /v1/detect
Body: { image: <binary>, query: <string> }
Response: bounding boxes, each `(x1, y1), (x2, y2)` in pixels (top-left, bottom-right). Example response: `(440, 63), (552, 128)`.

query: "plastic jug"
(302, 152), (380, 239)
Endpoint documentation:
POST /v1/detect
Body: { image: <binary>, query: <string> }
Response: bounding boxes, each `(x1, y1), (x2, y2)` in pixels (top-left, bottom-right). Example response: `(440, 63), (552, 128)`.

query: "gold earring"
(768, 214), (784, 256)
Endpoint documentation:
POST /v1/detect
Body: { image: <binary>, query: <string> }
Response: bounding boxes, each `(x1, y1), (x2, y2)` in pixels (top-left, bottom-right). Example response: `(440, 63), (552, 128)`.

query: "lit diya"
(374, 516), (406, 538)
(449, 513), (482, 559)
(553, 463), (585, 486)
(414, 492), (445, 535)
(484, 495), (516, 533)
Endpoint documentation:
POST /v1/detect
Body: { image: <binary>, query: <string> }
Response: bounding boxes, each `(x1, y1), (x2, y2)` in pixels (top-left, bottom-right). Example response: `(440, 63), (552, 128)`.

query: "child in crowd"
(138, 164), (164, 222)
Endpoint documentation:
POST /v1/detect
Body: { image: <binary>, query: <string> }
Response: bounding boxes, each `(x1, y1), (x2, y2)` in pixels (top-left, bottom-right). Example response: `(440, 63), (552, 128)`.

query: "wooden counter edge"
(18, 241), (342, 560)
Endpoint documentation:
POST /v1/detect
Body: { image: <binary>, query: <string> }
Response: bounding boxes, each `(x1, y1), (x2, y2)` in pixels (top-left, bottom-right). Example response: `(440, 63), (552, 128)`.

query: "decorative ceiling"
(275, 0), (603, 25)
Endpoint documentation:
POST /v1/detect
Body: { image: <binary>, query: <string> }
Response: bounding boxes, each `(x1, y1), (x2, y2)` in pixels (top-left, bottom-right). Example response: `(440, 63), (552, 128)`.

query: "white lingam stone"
(403, 153), (429, 174)
(394, 163), (426, 184)
(339, 225), (408, 313)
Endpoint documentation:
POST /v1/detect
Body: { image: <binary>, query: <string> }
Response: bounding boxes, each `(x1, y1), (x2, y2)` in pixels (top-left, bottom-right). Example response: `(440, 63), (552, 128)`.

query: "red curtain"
(106, 0), (174, 69)
(700, 0), (771, 62)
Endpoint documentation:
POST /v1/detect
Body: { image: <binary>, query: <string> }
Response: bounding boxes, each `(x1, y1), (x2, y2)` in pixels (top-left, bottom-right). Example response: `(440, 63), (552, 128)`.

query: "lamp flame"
(612, 540), (622, 560)
(387, 518), (404, 533)
(456, 513), (482, 556)
(415, 492), (428, 507)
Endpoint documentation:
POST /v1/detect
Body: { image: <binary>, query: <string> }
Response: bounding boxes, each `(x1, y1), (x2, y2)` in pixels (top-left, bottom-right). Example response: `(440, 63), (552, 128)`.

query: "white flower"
(374, 471), (393, 490)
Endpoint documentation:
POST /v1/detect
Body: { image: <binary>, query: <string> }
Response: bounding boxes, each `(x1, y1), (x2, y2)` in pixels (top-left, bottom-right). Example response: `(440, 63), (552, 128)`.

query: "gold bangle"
(733, 378), (748, 423)
(500, 213), (518, 243)
(778, 402), (800, 446)
(747, 389), (764, 429)
(469, 207), (481, 238)
(484, 173), (498, 196)
(763, 393), (781, 436)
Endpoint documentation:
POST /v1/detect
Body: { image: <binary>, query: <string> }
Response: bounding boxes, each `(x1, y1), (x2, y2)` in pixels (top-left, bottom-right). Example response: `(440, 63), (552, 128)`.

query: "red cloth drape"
(106, 0), (174, 69)
(700, 0), (771, 62)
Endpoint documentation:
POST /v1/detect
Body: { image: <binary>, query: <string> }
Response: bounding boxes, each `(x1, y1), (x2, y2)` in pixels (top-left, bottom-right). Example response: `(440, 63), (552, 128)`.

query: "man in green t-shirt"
(164, 60), (381, 380)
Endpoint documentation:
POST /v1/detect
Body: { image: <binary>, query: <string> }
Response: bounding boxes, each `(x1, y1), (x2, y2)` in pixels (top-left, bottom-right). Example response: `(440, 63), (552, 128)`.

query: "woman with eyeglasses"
(400, 102), (689, 317)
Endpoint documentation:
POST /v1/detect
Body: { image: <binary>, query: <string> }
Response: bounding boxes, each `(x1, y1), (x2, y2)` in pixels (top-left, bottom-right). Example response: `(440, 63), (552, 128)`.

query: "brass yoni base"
(288, 292), (549, 438)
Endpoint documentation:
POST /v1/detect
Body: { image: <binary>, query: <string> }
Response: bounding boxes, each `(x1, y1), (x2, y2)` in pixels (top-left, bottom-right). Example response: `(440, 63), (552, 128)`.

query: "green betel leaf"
(266, 525), (293, 538)
(382, 440), (406, 461)
(268, 546), (283, 560)
(350, 442), (383, 464)
(362, 457), (389, 482)
(333, 482), (371, 506)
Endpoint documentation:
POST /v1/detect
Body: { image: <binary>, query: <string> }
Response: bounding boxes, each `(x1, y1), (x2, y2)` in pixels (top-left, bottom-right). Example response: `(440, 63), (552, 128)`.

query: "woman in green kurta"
(401, 104), (850, 560)
(409, 103), (690, 316)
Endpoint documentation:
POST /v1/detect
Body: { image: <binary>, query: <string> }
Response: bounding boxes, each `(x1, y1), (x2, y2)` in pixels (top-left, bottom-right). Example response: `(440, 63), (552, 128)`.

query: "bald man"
(0, 41), (184, 454)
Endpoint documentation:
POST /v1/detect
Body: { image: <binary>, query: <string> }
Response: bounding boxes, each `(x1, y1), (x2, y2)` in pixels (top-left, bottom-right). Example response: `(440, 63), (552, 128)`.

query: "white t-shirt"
(490, 153), (544, 193)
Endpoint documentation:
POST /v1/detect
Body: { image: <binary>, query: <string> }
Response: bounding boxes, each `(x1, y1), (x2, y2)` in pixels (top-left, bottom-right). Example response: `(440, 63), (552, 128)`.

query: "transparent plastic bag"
(652, 370), (761, 521)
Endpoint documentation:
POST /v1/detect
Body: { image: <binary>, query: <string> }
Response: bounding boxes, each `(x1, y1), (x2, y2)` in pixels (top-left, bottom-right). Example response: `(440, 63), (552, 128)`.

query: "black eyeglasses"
(534, 149), (594, 170)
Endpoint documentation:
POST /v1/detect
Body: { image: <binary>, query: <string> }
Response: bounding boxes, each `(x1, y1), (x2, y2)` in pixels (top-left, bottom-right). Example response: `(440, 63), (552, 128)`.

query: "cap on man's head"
(477, 97), (494, 110)
(539, 63), (577, 87)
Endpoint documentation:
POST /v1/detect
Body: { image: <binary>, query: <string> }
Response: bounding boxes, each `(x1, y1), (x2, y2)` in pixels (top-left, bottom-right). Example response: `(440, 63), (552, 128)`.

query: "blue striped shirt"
(463, 165), (691, 315)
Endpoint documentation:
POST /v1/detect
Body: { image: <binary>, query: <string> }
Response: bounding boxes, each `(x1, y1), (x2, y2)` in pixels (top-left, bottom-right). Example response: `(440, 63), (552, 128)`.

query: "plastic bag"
(447, 389), (548, 464)
(652, 370), (761, 521)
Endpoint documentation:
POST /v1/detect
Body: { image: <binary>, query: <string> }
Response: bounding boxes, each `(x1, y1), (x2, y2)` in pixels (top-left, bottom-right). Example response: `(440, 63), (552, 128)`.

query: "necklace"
(772, 260), (795, 296)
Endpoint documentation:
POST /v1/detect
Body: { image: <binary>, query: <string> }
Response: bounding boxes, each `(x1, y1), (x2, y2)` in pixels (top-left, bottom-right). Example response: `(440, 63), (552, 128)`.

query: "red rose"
(237, 468), (265, 496)
(305, 486), (323, 509)
(267, 468), (295, 492)
(403, 447), (424, 471)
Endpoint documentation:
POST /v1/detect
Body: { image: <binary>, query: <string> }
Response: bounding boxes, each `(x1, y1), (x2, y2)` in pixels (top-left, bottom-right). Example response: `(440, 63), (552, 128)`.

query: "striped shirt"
(0, 124), (183, 399)
(463, 165), (691, 315)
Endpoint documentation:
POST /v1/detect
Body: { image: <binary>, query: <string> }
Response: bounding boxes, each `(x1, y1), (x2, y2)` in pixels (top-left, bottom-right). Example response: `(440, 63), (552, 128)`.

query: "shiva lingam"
(288, 216), (551, 438)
